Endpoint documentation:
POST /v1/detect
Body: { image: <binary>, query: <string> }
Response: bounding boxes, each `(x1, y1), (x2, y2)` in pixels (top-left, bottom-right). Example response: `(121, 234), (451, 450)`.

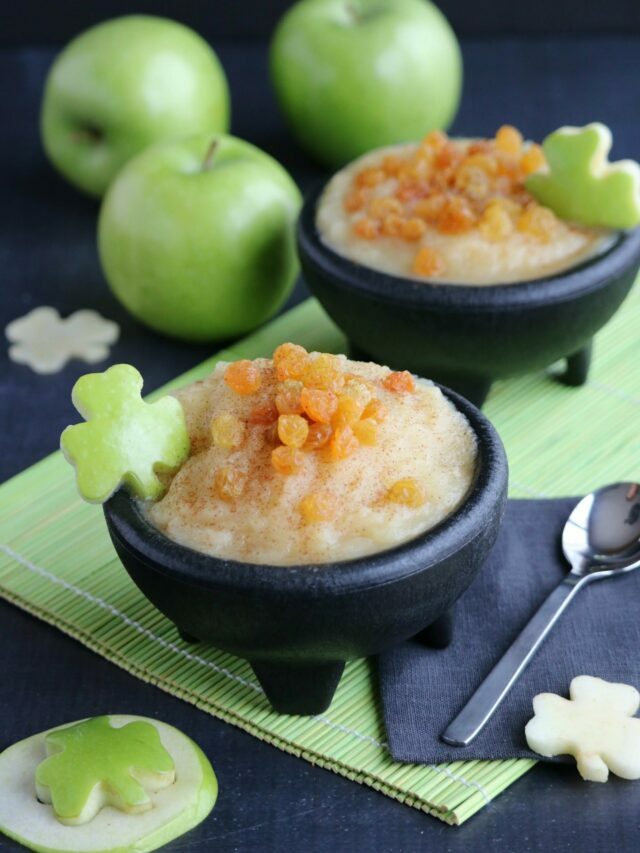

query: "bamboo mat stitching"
(0, 541), (492, 803)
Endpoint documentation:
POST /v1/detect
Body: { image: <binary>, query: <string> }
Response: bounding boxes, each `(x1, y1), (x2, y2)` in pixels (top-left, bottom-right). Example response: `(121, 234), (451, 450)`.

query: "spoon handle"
(441, 573), (586, 747)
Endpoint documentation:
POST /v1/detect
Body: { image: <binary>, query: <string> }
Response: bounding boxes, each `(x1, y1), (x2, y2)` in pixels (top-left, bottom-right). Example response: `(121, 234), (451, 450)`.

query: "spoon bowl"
(563, 482), (640, 572)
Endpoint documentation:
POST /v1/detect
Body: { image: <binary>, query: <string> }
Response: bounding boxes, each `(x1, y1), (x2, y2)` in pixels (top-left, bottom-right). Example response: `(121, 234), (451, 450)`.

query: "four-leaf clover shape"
(61, 363), (190, 503)
(525, 675), (640, 782)
(35, 716), (176, 825)
(526, 122), (640, 229)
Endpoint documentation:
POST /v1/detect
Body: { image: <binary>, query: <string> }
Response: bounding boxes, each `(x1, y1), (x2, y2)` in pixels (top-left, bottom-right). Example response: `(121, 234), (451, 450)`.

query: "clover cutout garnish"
(61, 364), (190, 503)
(35, 716), (175, 826)
(6, 307), (119, 375)
(525, 675), (640, 782)
(526, 123), (640, 229)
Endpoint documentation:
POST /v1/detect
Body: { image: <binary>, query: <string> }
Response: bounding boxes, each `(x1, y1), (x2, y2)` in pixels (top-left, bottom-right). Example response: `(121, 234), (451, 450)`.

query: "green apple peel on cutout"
(35, 717), (176, 825)
(41, 15), (230, 197)
(526, 123), (640, 230)
(0, 716), (218, 853)
(60, 364), (190, 503)
(270, 0), (462, 168)
(98, 134), (302, 342)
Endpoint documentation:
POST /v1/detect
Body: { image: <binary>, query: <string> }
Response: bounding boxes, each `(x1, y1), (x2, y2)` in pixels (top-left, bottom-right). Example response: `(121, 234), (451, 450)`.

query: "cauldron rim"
(298, 180), (640, 313)
(104, 384), (508, 596)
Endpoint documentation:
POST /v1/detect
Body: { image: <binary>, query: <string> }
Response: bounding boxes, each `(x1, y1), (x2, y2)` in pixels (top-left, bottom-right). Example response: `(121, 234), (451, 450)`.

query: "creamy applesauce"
(317, 127), (612, 285)
(147, 346), (477, 565)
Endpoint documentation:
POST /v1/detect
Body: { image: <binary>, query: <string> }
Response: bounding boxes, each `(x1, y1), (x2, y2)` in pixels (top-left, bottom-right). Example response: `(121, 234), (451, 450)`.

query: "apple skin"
(98, 134), (301, 342)
(270, 0), (462, 168)
(0, 715), (218, 853)
(41, 15), (230, 197)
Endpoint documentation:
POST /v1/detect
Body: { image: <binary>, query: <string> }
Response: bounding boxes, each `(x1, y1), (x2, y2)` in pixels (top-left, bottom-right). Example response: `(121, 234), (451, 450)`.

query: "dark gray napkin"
(379, 498), (640, 764)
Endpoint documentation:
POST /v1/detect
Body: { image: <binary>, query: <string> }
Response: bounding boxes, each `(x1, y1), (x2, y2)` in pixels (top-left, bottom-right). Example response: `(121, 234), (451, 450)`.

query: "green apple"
(0, 715), (217, 853)
(98, 134), (301, 342)
(41, 15), (230, 197)
(270, 0), (462, 168)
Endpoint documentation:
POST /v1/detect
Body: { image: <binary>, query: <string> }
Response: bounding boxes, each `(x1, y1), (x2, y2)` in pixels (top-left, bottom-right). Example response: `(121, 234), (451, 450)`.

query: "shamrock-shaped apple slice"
(526, 122), (640, 229)
(0, 715), (218, 853)
(525, 675), (640, 782)
(36, 717), (176, 825)
(61, 364), (190, 503)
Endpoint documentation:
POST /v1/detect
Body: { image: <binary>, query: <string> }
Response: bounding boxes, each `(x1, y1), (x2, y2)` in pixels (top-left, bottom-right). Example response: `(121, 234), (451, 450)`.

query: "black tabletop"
(1, 36), (639, 853)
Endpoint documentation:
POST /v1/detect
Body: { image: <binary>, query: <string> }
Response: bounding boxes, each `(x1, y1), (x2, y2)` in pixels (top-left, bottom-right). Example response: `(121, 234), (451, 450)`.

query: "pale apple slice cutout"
(6, 307), (119, 375)
(0, 715), (218, 853)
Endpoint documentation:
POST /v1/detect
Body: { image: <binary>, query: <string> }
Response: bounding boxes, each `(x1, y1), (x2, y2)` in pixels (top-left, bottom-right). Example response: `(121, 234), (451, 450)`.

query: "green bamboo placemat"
(1, 282), (638, 825)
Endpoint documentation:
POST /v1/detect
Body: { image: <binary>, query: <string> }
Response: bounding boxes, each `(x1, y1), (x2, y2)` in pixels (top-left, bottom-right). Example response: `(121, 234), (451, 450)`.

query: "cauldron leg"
(414, 609), (454, 649)
(559, 341), (592, 387)
(250, 660), (345, 715)
(176, 626), (199, 644)
(347, 341), (492, 408)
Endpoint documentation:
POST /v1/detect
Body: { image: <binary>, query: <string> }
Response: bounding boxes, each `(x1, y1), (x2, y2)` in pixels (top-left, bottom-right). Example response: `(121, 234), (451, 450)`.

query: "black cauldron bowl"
(104, 387), (507, 716)
(298, 183), (640, 407)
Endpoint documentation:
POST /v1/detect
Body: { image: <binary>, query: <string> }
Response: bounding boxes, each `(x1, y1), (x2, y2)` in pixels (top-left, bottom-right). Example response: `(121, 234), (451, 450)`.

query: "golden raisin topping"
(387, 478), (427, 508)
(148, 347), (483, 565)
(273, 342), (308, 381)
(271, 445), (304, 475)
(299, 492), (335, 524)
(224, 360), (262, 395)
(214, 466), (247, 501)
(275, 380), (303, 415)
(383, 371), (416, 394)
(217, 345), (419, 481)
(210, 412), (245, 450)
(344, 126), (556, 278)
(277, 414), (309, 448)
(300, 387), (338, 424)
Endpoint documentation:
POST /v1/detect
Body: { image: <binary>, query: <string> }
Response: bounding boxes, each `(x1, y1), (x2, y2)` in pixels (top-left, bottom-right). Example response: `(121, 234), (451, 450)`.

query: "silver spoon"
(441, 482), (640, 747)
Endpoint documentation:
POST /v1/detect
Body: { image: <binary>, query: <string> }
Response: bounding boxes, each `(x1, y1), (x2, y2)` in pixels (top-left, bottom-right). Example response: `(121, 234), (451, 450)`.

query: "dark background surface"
(3, 0), (640, 44)
(1, 1), (640, 850)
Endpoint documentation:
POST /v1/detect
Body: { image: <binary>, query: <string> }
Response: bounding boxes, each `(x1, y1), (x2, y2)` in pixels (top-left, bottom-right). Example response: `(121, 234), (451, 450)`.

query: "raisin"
(275, 380), (303, 415)
(277, 414), (309, 448)
(299, 492), (335, 523)
(303, 354), (345, 392)
(304, 422), (333, 450)
(479, 201), (514, 241)
(353, 217), (378, 240)
(273, 343), (309, 381)
(369, 196), (403, 219)
(383, 371), (415, 393)
(333, 395), (365, 428)
(495, 125), (523, 155)
(520, 144), (545, 175)
(210, 413), (245, 450)
(517, 204), (557, 241)
(387, 478), (426, 508)
(224, 360), (261, 395)
(271, 445), (304, 474)
(215, 466), (247, 501)
(329, 425), (359, 460)
(300, 387), (338, 423)
(400, 217), (427, 241)
(412, 247), (446, 277)
(343, 188), (366, 212)
(362, 398), (387, 422)
(353, 418), (378, 445)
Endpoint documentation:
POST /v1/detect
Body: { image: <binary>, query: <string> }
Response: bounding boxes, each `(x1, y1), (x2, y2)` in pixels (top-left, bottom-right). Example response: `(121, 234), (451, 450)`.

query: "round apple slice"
(0, 715), (217, 853)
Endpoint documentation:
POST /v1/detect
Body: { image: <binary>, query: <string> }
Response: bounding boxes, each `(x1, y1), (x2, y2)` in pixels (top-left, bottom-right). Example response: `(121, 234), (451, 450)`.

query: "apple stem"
(344, 2), (361, 24)
(71, 126), (102, 144)
(202, 139), (219, 171)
